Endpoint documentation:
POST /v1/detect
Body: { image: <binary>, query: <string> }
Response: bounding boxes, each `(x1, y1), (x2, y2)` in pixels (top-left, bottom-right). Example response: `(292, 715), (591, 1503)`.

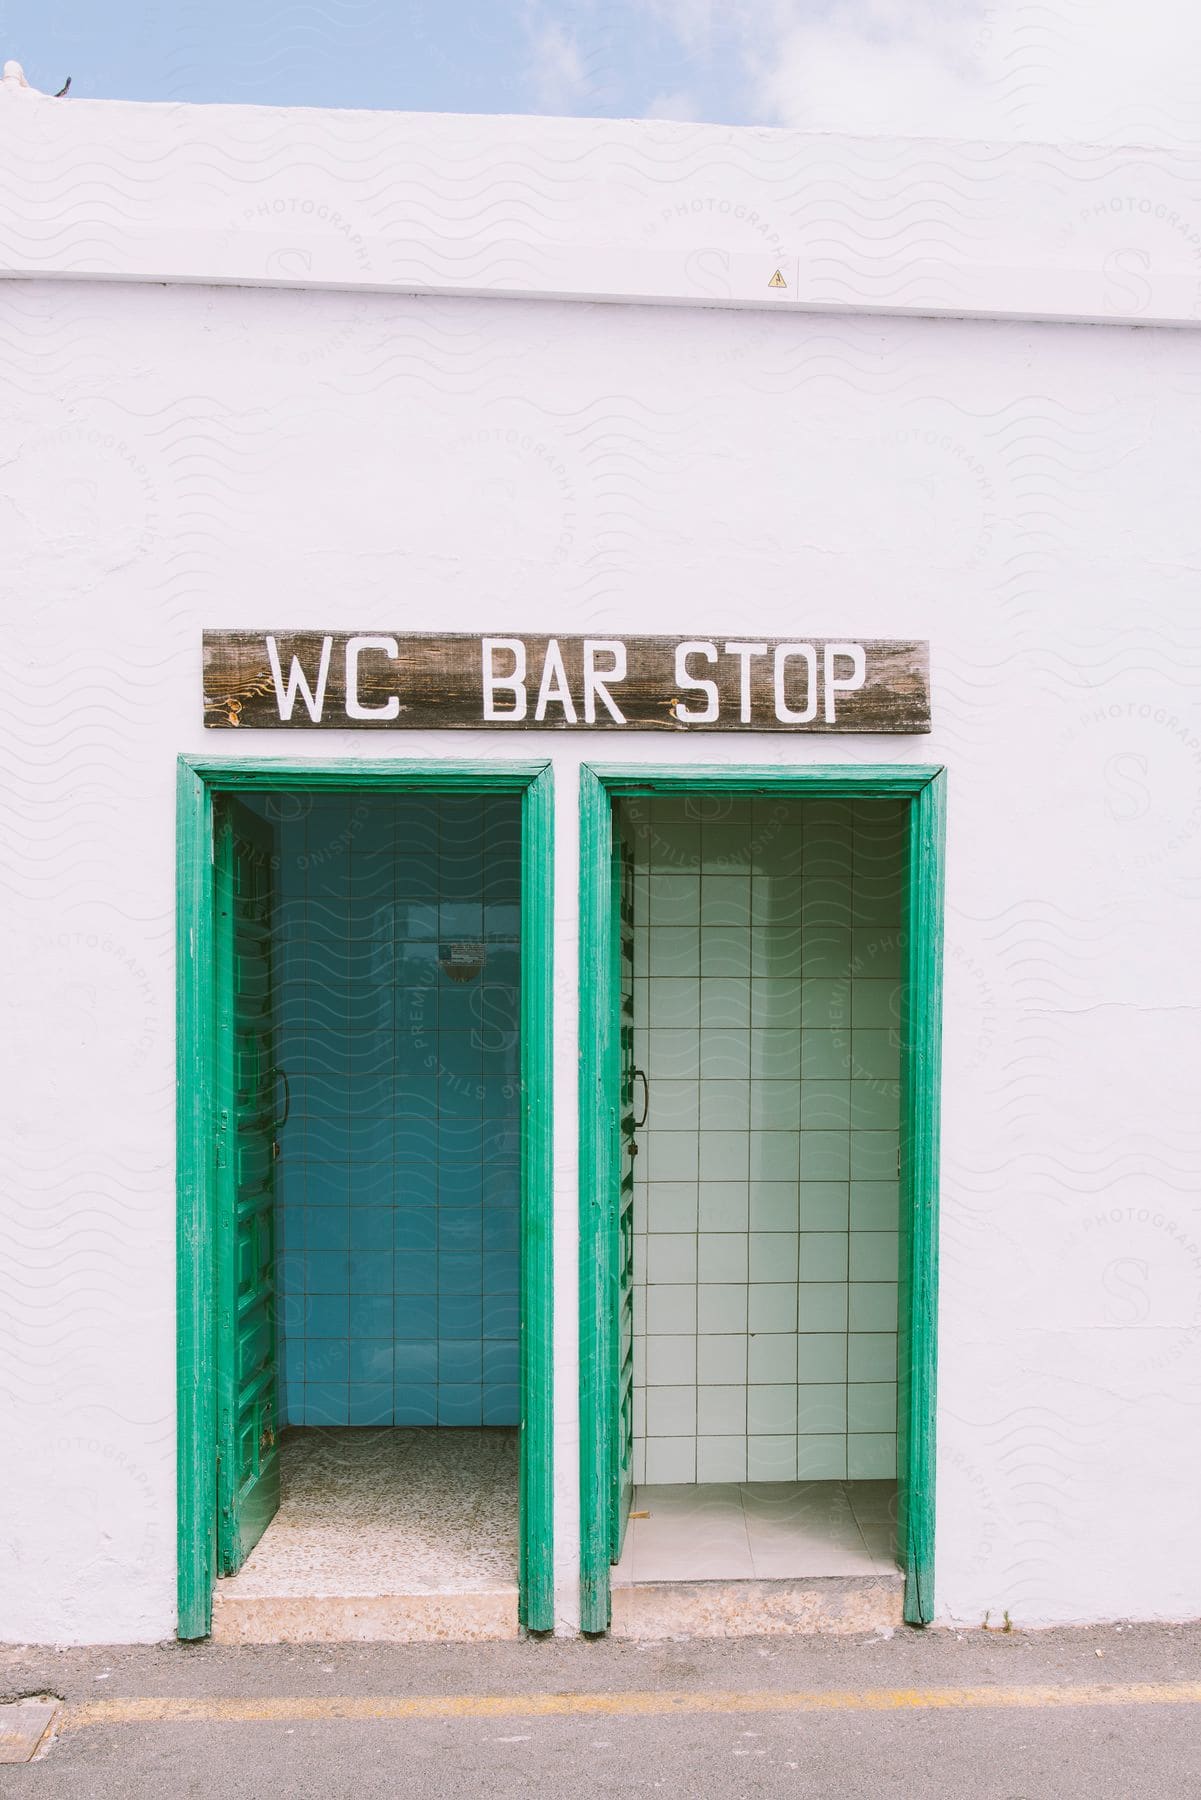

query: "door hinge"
(215, 1108), (230, 1169)
(213, 1101), (230, 1173)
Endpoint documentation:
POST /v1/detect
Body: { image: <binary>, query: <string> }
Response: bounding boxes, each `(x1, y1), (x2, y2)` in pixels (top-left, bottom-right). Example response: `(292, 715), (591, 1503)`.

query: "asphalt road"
(4, 1624), (1201, 1798)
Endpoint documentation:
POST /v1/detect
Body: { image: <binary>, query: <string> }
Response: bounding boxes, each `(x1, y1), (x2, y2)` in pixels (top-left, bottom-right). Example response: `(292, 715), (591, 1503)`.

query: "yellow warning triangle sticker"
(768, 269), (787, 288)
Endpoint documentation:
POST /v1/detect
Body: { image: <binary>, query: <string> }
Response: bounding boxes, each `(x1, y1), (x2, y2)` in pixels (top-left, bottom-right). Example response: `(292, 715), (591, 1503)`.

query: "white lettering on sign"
(824, 642), (866, 721)
(724, 641), (768, 723)
(266, 633), (333, 722)
(534, 638), (577, 722)
(674, 641), (720, 722)
(491, 636), (874, 727)
(485, 636), (629, 725)
(773, 643), (818, 723)
(482, 637), (528, 720)
(582, 640), (627, 724)
(205, 631), (927, 732)
(345, 635), (400, 720)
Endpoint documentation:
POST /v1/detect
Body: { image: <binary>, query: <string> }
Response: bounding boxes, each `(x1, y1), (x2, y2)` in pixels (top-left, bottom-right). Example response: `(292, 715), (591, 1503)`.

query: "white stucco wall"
(2, 99), (1201, 1644)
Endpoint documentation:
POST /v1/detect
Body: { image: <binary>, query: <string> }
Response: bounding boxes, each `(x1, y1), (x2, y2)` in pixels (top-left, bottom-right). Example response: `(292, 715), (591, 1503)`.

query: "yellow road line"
(60, 1682), (1201, 1729)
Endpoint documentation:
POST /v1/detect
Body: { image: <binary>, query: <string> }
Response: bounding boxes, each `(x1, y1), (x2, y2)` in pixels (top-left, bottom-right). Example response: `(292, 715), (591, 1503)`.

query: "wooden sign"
(203, 632), (930, 733)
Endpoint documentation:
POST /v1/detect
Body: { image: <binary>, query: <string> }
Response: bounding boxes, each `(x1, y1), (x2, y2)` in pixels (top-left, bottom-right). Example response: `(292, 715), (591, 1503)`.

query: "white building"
(2, 63), (1200, 1646)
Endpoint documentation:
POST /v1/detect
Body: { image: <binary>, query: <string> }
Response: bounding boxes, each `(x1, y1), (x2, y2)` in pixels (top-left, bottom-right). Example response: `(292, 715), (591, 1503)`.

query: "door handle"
(269, 1064), (290, 1133)
(632, 1067), (649, 1128)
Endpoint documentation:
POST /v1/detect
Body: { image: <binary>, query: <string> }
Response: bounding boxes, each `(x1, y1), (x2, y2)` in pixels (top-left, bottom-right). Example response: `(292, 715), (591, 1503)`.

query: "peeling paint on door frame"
(176, 756), (555, 1638)
(577, 764), (945, 1631)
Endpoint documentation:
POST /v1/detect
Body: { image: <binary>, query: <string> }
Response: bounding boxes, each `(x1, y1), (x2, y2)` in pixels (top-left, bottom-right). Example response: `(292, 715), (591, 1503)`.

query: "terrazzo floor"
(217, 1427), (520, 1598)
(612, 1479), (898, 1585)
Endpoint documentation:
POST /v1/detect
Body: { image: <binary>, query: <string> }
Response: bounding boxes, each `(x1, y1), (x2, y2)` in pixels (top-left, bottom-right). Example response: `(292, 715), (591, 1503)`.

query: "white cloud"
(524, 17), (589, 112)
(752, 1), (986, 137)
(644, 88), (700, 119)
(640, 0), (743, 51)
(648, 0), (1201, 146)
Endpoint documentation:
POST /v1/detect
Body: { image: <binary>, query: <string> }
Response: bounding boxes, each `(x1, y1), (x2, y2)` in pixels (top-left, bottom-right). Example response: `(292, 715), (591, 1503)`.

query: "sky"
(2, 0), (1199, 146)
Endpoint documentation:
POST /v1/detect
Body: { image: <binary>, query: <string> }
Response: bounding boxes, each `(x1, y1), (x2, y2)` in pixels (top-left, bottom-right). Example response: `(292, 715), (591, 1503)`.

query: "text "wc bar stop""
(202, 632), (931, 734)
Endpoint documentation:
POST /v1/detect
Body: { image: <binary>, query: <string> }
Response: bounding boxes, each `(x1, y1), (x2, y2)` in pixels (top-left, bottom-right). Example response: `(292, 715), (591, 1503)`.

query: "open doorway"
(579, 766), (944, 1635)
(177, 760), (554, 1642)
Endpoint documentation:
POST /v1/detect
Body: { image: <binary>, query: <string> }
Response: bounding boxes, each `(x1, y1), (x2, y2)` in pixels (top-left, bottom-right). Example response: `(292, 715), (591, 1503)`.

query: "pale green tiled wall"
(623, 795), (904, 1486)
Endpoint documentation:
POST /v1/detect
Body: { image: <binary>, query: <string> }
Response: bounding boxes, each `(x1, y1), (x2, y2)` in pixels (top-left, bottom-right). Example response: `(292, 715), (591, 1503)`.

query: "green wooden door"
(610, 811), (638, 1561)
(213, 796), (281, 1573)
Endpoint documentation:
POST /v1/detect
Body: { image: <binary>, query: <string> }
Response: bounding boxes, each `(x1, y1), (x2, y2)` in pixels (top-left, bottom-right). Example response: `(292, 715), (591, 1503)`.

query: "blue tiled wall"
(263, 793), (522, 1428)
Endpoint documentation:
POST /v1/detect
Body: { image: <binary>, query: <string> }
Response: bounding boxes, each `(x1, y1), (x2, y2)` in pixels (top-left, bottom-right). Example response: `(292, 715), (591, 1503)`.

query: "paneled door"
(610, 810), (638, 1561)
(213, 797), (281, 1571)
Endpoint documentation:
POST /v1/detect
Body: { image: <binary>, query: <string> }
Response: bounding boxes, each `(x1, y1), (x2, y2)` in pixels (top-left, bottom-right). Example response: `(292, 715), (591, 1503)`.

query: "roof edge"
(3, 87), (1199, 327)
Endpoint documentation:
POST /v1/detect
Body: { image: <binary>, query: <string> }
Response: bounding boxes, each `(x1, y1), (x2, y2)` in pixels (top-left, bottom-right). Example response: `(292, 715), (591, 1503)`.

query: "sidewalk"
(3, 1624), (1199, 1797)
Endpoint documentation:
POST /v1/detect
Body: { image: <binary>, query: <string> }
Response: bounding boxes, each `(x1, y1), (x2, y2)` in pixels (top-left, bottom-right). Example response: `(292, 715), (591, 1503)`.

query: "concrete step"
(210, 1585), (520, 1644)
(610, 1574), (905, 1639)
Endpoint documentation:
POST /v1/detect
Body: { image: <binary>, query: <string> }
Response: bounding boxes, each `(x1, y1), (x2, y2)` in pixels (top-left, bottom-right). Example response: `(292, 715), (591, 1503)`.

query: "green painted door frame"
(177, 755), (555, 1639)
(578, 763), (946, 1633)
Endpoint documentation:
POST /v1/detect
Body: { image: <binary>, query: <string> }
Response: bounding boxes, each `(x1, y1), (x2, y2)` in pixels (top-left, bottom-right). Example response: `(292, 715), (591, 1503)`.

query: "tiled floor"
(612, 1479), (898, 1585)
(217, 1426), (519, 1598)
